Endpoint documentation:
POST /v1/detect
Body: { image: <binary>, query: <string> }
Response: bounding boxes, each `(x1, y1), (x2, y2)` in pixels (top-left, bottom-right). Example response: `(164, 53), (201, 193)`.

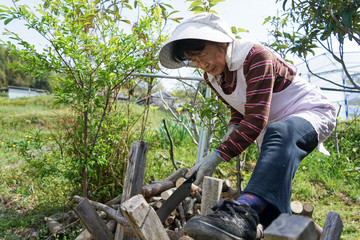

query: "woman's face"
(184, 42), (227, 76)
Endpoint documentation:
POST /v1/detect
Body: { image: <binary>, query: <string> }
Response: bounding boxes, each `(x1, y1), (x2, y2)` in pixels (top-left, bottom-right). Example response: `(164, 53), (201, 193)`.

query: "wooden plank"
(201, 176), (223, 215)
(74, 198), (114, 240)
(320, 211), (343, 240)
(120, 194), (170, 240)
(121, 141), (149, 202)
(264, 213), (317, 240)
(115, 140), (149, 240)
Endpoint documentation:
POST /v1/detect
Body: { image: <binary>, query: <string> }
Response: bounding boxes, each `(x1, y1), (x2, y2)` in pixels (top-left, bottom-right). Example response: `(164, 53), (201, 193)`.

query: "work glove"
(222, 124), (240, 142)
(187, 151), (224, 185)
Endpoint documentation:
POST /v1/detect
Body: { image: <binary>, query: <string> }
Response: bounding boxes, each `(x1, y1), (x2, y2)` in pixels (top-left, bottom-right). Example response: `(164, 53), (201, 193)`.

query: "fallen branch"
(163, 118), (178, 170)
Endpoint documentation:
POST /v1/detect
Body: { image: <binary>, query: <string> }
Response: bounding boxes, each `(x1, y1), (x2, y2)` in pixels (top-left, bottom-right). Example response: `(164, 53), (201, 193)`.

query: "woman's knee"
(263, 121), (290, 143)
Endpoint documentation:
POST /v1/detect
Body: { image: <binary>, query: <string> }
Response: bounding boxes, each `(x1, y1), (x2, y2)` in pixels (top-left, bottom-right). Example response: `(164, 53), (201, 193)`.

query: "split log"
(201, 176), (223, 215)
(74, 198), (114, 240)
(115, 140), (149, 240)
(320, 211), (343, 240)
(142, 181), (175, 198)
(120, 194), (170, 240)
(164, 168), (188, 183)
(264, 213), (317, 240)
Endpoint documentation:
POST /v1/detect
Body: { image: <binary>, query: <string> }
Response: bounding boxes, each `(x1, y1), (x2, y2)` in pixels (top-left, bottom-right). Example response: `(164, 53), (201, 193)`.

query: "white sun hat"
(159, 12), (235, 69)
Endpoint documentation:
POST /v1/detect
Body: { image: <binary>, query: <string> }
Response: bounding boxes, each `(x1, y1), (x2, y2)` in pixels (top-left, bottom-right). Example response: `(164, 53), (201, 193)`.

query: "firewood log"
(178, 203), (186, 226)
(161, 188), (177, 200)
(164, 168), (188, 183)
(177, 177), (202, 194)
(191, 190), (202, 203)
(291, 201), (315, 219)
(155, 199), (164, 209)
(291, 200), (304, 215)
(165, 214), (176, 226)
(148, 196), (162, 203)
(105, 194), (122, 206)
(183, 197), (196, 219)
(142, 181), (175, 198)
(222, 179), (234, 192)
(73, 196), (188, 240)
(174, 218), (182, 230)
(303, 202), (314, 217)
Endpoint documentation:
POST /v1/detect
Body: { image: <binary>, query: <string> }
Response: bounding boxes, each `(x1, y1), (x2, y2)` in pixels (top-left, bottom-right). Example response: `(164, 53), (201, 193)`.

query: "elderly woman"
(159, 13), (335, 240)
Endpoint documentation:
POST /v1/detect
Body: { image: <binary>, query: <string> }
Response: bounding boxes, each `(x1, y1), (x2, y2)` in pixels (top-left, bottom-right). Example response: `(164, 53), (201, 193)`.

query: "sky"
(0, 0), (286, 89)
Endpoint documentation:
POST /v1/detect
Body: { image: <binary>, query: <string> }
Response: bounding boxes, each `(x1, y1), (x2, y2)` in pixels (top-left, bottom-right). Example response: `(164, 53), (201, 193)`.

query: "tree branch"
(162, 119), (178, 170)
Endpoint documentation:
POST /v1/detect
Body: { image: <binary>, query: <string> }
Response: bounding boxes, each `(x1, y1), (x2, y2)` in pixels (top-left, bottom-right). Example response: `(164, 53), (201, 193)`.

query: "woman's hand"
(187, 151), (224, 185)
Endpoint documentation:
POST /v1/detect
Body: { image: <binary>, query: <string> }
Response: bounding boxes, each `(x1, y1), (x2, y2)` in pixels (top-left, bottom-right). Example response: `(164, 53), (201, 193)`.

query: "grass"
(0, 95), (359, 239)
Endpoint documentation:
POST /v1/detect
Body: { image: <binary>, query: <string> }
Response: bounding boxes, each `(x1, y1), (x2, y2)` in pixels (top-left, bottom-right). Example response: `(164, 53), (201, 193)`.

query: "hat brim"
(159, 22), (233, 69)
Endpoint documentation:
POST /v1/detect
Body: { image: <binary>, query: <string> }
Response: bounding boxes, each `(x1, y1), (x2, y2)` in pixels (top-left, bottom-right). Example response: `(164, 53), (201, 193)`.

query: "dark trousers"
(243, 117), (318, 226)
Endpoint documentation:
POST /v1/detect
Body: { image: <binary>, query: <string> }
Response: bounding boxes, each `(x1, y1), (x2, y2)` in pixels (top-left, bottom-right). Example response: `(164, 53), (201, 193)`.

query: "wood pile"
(41, 141), (343, 240)
(42, 176), (342, 240)
(139, 170), (241, 234)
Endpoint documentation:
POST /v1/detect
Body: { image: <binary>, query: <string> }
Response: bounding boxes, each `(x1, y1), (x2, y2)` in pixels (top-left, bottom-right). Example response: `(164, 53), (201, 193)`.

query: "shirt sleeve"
(228, 106), (243, 126)
(216, 46), (276, 161)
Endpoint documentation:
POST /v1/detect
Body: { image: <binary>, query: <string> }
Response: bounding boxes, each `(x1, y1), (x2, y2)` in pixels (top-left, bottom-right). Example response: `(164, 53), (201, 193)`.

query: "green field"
(0, 95), (359, 239)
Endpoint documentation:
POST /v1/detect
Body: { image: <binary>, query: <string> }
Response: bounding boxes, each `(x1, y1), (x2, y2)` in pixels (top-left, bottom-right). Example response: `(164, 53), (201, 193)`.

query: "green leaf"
(4, 18), (13, 25)
(189, 1), (202, 9)
(341, 8), (353, 28)
(263, 16), (271, 24)
(189, 6), (204, 12)
(237, 28), (248, 33)
(277, 44), (288, 49)
(120, 19), (131, 24)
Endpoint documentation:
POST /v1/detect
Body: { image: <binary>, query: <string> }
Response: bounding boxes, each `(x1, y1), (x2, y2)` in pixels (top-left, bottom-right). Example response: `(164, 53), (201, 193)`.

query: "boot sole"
(184, 218), (246, 240)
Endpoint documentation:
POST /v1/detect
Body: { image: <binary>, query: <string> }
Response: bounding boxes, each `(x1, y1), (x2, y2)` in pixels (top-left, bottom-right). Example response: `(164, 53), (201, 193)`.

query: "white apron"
(209, 68), (336, 155)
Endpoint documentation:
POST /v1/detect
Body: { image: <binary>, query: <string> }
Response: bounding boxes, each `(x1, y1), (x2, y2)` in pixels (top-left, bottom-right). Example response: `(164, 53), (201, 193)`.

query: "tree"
(265, 0), (360, 92)
(0, 44), (53, 89)
(0, 0), (177, 198)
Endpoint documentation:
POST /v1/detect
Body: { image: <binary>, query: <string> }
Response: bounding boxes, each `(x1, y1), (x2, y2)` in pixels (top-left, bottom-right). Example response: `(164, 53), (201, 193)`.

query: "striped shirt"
(204, 44), (297, 161)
